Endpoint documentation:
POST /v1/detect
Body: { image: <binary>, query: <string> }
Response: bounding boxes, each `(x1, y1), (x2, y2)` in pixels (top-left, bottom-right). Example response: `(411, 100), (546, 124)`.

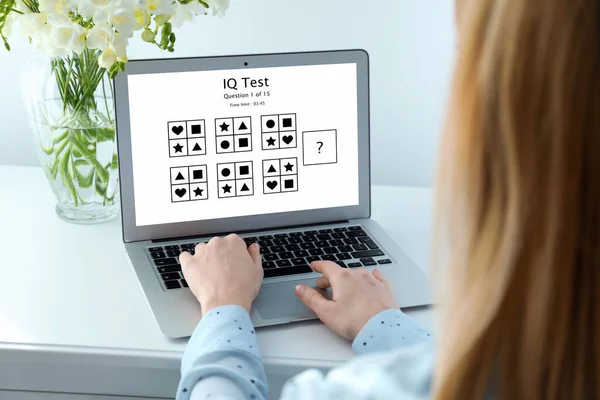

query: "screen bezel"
(114, 49), (371, 243)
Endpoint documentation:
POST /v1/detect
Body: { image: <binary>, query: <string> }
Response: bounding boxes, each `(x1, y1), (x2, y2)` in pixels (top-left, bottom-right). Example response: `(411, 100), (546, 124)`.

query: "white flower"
(78, 0), (114, 23)
(15, 12), (49, 39)
(171, 1), (206, 28)
(132, 6), (150, 30)
(145, 0), (174, 16)
(108, 6), (136, 38)
(87, 24), (128, 62)
(38, 0), (71, 16)
(110, 31), (128, 60)
(99, 47), (116, 69)
(86, 23), (112, 51)
(204, 0), (229, 17)
(70, 24), (88, 54)
(50, 21), (88, 55)
(31, 24), (53, 54)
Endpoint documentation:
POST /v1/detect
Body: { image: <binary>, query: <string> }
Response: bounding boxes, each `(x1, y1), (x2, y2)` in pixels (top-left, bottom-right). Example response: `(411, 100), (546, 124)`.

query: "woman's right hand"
(295, 261), (399, 340)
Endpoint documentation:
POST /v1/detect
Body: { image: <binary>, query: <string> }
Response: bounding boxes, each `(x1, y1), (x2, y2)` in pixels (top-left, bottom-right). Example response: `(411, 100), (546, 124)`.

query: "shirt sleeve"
(176, 305), (267, 400)
(177, 307), (433, 400)
(279, 310), (435, 400)
(351, 308), (433, 355)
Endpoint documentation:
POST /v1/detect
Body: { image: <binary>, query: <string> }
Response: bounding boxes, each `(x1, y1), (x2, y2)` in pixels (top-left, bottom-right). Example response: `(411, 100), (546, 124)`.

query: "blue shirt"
(177, 306), (434, 400)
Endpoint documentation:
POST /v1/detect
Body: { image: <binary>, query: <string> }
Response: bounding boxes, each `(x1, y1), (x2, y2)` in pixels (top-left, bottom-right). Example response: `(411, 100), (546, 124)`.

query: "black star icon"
(193, 187), (204, 197)
(222, 184), (232, 194)
(284, 162), (294, 172)
(173, 143), (184, 153)
(266, 137), (276, 147)
(219, 122), (230, 132)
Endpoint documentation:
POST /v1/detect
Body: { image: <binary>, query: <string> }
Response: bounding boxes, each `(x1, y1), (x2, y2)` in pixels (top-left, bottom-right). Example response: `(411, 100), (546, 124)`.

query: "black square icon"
(239, 165), (250, 176)
(239, 137), (249, 148)
(193, 170), (203, 180)
(191, 124), (202, 134)
(284, 179), (295, 189)
(282, 118), (293, 128)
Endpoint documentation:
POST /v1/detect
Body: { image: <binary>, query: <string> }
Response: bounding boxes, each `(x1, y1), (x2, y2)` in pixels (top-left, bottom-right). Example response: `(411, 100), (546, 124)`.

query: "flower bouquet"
(0, 0), (229, 223)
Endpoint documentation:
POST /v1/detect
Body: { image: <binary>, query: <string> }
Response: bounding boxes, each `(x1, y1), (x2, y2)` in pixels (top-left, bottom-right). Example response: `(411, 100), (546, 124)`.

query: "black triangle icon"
(176, 172), (185, 180)
(239, 122), (248, 130)
(268, 165), (276, 173)
(193, 143), (202, 151)
(241, 183), (249, 192)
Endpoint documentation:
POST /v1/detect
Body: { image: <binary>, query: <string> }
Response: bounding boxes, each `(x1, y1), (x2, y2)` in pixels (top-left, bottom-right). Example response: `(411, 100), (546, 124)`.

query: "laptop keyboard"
(146, 226), (391, 290)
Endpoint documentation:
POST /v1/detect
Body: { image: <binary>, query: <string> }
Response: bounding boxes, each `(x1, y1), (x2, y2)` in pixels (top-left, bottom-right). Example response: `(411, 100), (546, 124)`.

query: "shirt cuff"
(181, 304), (261, 377)
(352, 308), (433, 355)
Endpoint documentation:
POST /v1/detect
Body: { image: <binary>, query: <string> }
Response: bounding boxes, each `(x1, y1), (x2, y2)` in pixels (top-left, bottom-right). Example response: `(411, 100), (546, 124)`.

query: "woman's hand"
(179, 234), (263, 314)
(295, 261), (399, 340)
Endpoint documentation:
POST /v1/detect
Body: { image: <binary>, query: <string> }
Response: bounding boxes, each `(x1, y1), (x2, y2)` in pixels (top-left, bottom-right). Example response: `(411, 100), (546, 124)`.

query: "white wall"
(0, 0), (456, 187)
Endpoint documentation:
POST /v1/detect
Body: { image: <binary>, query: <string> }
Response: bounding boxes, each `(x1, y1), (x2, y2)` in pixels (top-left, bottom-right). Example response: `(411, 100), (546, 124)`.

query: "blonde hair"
(432, 0), (600, 399)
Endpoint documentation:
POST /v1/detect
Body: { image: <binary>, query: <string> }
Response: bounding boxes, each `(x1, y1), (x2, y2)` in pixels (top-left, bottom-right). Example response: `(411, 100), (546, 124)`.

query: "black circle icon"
(221, 140), (230, 150)
(266, 119), (275, 129)
(222, 168), (231, 178)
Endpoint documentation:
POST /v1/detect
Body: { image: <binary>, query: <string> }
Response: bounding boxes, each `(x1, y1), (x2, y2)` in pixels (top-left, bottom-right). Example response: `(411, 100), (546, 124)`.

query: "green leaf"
(74, 165), (95, 188)
(73, 159), (90, 167)
(59, 146), (79, 206)
(42, 145), (54, 155)
(97, 127), (115, 142)
(111, 153), (118, 169)
(50, 158), (59, 180)
(95, 172), (108, 196)
(96, 163), (109, 184)
(53, 130), (69, 144)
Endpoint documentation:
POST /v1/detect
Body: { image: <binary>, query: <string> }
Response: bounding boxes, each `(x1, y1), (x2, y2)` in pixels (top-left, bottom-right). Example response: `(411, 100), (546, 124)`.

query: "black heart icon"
(267, 181), (278, 190)
(175, 188), (187, 198)
(282, 135), (294, 145)
(172, 125), (184, 135)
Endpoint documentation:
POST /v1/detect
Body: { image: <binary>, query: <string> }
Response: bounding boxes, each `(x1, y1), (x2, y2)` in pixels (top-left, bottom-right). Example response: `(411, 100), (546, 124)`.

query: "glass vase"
(20, 50), (120, 224)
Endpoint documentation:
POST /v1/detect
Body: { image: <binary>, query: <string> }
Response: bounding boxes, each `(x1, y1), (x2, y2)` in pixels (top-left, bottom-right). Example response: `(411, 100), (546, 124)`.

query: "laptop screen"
(127, 62), (360, 227)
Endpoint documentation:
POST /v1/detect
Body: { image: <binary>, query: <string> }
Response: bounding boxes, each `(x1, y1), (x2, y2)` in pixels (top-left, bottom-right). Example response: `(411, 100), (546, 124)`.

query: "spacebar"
(264, 265), (312, 278)
(350, 250), (385, 258)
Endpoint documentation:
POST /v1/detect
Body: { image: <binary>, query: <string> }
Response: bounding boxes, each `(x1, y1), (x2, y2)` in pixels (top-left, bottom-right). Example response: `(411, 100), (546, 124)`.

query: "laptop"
(113, 49), (432, 339)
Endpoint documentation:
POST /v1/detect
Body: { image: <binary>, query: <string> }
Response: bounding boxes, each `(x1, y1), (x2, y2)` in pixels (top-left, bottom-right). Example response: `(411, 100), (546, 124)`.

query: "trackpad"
(255, 278), (327, 320)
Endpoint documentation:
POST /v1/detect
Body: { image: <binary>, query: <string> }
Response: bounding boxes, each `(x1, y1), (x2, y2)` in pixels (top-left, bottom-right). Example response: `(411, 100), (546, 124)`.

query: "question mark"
(317, 141), (324, 153)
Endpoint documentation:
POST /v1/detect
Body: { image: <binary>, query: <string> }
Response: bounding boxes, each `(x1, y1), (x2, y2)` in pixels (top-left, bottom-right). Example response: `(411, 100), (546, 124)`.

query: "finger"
(225, 233), (246, 247)
(208, 235), (223, 245)
(310, 261), (343, 279)
(248, 242), (261, 265)
(179, 251), (193, 267)
(372, 268), (391, 290)
(316, 276), (331, 289)
(194, 241), (207, 252)
(295, 284), (334, 319)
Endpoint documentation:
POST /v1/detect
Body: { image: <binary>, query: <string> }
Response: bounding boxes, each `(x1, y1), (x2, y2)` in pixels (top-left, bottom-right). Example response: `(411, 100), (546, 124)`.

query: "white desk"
(0, 166), (436, 399)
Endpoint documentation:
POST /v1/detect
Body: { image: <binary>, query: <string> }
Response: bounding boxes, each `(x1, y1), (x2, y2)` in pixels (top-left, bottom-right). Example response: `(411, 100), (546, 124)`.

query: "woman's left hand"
(179, 234), (263, 314)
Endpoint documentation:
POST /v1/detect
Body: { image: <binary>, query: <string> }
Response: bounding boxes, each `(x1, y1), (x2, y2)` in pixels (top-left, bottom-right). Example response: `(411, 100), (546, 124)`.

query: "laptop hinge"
(151, 220), (351, 243)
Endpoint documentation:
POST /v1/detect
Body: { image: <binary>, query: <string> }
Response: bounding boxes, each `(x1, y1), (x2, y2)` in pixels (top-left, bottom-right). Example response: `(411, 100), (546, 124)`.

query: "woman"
(176, 0), (600, 398)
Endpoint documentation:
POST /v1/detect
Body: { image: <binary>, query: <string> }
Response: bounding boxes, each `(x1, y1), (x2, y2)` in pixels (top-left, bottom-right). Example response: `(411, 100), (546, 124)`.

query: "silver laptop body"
(114, 49), (432, 339)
